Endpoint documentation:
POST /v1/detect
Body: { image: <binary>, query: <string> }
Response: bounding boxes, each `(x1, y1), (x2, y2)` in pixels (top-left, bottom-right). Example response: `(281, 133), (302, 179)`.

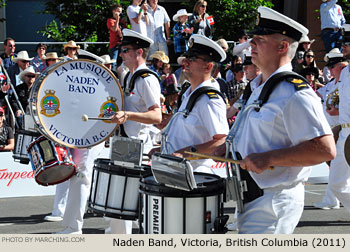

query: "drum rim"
(87, 205), (139, 221)
(35, 164), (76, 186)
(30, 59), (124, 149)
(140, 172), (225, 198)
(94, 158), (148, 177)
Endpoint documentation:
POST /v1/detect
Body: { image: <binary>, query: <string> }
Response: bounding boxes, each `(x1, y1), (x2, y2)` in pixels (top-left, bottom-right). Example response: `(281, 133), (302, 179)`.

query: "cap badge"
(188, 38), (194, 48)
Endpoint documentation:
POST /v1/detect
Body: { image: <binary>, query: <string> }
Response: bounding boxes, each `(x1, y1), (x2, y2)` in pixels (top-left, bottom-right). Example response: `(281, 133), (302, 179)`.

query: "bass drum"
(140, 172), (226, 234)
(29, 59), (124, 148)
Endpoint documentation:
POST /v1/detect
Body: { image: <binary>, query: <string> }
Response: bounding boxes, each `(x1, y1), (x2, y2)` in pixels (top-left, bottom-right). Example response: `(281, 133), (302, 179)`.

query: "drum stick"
(185, 151), (241, 164)
(185, 151), (274, 170)
(81, 114), (112, 121)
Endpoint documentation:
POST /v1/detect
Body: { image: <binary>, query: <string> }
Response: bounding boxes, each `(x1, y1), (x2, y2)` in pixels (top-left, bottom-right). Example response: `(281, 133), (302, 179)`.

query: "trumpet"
(326, 88), (339, 110)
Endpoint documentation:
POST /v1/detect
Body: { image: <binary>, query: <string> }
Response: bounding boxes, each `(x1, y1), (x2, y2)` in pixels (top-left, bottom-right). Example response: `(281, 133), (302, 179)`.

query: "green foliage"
(338, 0), (350, 21)
(0, 0), (6, 22)
(38, 0), (130, 54)
(184, 0), (273, 41)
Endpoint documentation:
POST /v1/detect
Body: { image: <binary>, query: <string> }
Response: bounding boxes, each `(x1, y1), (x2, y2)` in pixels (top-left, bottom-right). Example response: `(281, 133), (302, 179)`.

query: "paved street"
(0, 184), (349, 234)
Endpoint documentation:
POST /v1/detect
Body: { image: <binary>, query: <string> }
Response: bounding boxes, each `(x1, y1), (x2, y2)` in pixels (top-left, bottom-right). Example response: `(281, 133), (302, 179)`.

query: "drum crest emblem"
(99, 96), (118, 123)
(40, 90), (60, 117)
(30, 148), (40, 171)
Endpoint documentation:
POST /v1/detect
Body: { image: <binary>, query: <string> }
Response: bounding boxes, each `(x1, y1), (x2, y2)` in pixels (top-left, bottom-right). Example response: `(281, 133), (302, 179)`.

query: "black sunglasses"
(201, 4), (207, 8)
(0, 113), (4, 117)
(306, 55), (314, 58)
(121, 47), (133, 54)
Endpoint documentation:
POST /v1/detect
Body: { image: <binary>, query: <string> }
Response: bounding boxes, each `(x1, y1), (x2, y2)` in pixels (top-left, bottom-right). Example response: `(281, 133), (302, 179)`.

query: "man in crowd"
(1, 38), (17, 70)
(7, 51), (32, 87)
(107, 4), (127, 70)
(147, 0), (171, 57)
(10, 66), (38, 129)
(320, 0), (346, 52)
(215, 6), (336, 234)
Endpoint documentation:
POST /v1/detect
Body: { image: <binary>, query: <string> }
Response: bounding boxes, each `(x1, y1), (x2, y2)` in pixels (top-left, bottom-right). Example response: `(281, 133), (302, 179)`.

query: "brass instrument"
(326, 88), (339, 110)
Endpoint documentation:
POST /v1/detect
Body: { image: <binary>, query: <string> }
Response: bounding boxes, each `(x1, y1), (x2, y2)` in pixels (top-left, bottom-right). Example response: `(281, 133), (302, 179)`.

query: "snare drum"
(29, 59), (124, 148)
(140, 173), (225, 234)
(27, 136), (77, 186)
(88, 158), (150, 220)
(13, 129), (40, 164)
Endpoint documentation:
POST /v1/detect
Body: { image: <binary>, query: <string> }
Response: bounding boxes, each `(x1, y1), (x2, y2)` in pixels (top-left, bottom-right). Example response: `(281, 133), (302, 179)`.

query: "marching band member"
(149, 34), (229, 175)
(215, 7), (335, 234)
(327, 24), (350, 213)
(314, 48), (346, 210)
(109, 29), (161, 234)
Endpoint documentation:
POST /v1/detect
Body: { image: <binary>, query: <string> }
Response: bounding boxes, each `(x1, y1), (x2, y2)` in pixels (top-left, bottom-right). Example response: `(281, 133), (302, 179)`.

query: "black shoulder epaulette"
(285, 77), (309, 91)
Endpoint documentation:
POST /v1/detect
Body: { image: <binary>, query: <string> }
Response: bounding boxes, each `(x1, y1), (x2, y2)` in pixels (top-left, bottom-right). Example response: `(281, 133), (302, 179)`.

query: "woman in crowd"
(45, 52), (60, 67)
(294, 49), (320, 76)
(30, 43), (47, 73)
(301, 66), (324, 91)
(188, 0), (212, 38)
(63, 41), (80, 61)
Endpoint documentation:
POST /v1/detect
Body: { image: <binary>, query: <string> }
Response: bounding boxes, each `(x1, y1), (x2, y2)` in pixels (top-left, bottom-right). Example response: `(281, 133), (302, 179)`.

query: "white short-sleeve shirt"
(164, 79), (229, 169)
(233, 64), (332, 188)
(147, 5), (170, 42)
(127, 4), (148, 36)
(124, 63), (161, 143)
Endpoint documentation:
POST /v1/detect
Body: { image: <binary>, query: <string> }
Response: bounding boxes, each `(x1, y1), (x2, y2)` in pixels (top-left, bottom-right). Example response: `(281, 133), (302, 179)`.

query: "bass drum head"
(30, 59), (124, 148)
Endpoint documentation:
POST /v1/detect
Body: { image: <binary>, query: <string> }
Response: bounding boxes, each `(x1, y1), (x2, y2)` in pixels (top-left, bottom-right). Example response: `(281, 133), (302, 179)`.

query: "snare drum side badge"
(40, 90), (60, 117)
(99, 96), (118, 123)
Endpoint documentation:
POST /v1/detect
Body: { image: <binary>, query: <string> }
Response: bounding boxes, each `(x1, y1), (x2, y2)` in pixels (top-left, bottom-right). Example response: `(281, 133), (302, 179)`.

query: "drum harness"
(225, 71), (309, 213)
(118, 69), (160, 138)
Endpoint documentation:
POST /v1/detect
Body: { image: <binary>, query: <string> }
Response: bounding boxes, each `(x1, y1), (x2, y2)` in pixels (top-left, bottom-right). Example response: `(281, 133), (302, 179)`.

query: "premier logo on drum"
(40, 90), (60, 117)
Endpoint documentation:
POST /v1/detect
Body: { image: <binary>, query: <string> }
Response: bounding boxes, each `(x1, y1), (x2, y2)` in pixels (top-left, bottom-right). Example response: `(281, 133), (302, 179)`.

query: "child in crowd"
(172, 9), (194, 59)
(161, 63), (178, 98)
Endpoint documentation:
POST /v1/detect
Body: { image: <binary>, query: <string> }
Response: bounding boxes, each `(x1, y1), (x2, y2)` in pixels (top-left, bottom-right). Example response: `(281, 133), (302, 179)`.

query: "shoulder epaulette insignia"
(140, 73), (150, 78)
(206, 92), (219, 99)
(290, 78), (303, 84)
(286, 77), (309, 91)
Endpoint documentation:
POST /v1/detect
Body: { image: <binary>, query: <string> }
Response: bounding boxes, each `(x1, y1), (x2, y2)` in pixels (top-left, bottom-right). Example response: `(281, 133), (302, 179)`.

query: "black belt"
(322, 28), (340, 32)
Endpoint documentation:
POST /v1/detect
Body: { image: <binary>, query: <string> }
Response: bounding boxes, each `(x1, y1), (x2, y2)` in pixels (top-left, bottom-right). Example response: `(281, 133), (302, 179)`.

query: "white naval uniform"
(48, 55), (79, 220)
(61, 144), (104, 232)
(110, 63), (161, 234)
(233, 64), (332, 234)
(329, 65), (350, 212)
(316, 79), (340, 207)
(162, 79), (229, 174)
